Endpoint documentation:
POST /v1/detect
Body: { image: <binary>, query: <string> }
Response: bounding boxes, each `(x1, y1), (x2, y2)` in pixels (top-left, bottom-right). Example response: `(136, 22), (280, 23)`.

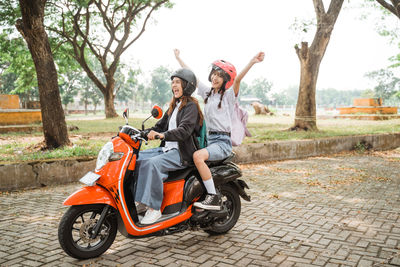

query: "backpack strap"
(197, 119), (207, 149)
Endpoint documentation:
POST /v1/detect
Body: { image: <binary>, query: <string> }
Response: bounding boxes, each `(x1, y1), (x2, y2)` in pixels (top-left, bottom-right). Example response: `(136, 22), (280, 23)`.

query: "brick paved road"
(1, 149), (399, 266)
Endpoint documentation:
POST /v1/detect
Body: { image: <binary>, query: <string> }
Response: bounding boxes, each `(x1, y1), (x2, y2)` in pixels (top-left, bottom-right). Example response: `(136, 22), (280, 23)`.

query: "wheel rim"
(214, 190), (235, 226)
(70, 209), (112, 252)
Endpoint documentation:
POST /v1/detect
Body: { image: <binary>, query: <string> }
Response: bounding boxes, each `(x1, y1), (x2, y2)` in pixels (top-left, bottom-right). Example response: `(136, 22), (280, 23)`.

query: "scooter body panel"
(63, 185), (117, 209)
(97, 139), (192, 236)
(161, 179), (185, 212)
(95, 137), (135, 187)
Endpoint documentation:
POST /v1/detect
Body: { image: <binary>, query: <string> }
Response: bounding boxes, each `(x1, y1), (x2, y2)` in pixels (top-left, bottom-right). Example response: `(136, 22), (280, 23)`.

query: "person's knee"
(193, 150), (207, 165)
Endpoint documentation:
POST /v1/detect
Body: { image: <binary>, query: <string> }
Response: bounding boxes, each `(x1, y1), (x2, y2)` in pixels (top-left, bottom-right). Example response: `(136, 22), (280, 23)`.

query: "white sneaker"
(140, 209), (161, 224)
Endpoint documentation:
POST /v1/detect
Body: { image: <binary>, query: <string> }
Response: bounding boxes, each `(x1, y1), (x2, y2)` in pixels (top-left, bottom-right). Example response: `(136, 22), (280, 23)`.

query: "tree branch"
(313, 0), (325, 21)
(327, 0), (345, 16)
(376, 0), (399, 18)
(121, 1), (167, 54)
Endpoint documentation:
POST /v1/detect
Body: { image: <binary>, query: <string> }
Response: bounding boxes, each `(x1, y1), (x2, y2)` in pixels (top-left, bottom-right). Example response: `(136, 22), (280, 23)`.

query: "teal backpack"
(197, 120), (208, 149)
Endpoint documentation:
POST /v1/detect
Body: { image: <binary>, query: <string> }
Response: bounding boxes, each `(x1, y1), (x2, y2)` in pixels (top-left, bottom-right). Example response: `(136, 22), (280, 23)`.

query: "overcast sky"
(124, 0), (399, 92)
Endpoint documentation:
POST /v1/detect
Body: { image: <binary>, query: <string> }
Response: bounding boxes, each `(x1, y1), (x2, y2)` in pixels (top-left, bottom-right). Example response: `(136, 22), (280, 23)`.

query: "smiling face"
(171, 77), (184, 98)
(210, 70), (225, 90)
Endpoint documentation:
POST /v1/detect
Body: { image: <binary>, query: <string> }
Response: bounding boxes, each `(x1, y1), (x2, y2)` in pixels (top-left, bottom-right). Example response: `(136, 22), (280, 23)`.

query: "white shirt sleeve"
(197, 81), (210, 100)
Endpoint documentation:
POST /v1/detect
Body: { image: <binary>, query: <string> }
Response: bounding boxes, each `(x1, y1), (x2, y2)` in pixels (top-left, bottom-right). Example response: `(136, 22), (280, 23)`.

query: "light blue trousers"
(134, 147), (184, 210)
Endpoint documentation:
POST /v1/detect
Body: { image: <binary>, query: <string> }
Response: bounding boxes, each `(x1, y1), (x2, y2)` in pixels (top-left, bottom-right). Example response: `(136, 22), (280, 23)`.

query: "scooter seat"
(166, 166), (196, 182)
(205, 152), (236, 167)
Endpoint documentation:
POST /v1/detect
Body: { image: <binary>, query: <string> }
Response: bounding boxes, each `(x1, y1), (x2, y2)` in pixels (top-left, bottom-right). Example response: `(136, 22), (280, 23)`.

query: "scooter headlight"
(96, 142), (114, 171)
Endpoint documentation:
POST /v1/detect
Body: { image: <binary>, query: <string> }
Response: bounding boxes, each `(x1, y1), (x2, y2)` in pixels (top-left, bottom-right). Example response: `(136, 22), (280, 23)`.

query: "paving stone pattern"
(0, 149), (399, 266)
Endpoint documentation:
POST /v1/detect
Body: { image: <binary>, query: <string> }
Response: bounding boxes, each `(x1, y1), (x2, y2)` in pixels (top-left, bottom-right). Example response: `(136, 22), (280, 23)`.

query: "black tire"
(205, 184), (241, 235)
(58, 204), (117, 259)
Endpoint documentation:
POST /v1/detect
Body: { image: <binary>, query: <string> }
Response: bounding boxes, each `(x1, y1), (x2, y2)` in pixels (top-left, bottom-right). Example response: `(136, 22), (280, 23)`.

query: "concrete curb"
(232, 132), (400, 164)
(1, 133), (399, 191)
(1, 158), (96, 191)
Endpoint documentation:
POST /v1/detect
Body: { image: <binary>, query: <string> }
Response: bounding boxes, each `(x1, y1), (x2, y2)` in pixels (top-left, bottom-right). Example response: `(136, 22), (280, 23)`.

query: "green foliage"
(316, 88), (363, 107)
(148, 65), (172, 106)
(361, 88), (376, 98)
(59, 71), (80, 108)
(0, 1), (19, 29)
(239, 81), (250, 95)
(360, 0), (400, 43)
(270, 85), (299, 106)
(354, 141), (372, 153)
(0, 32), (38, 98)
(0, 0), (173, 117)
(365, 68), (400, 105)
(289, 17), (316, 42)
(271, 86), (364, 107)
(115, 67), (141, 103)
(0, 139), (104, 163)
(0, 5), (80, 102)
(0, 71), (16, 94)
(359, 0), (400, 104)
(243, 78), (273, 105)
(44, 0), (173, 116)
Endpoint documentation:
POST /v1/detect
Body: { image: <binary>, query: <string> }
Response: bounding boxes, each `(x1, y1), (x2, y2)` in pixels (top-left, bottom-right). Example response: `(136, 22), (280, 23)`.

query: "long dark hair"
(204, 81), (227, 109)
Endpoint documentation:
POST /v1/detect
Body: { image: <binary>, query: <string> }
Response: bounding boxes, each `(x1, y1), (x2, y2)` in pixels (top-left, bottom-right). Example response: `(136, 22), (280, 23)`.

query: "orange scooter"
(58, 106), (250, 259)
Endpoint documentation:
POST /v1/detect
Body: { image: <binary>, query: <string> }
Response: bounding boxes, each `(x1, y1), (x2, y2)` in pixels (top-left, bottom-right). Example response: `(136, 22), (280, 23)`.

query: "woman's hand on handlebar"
(147, 130), (164, 140)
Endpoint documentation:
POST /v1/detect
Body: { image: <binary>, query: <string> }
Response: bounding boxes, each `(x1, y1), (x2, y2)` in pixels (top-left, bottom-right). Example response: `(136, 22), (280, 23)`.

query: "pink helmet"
(208, 60), (237, 89)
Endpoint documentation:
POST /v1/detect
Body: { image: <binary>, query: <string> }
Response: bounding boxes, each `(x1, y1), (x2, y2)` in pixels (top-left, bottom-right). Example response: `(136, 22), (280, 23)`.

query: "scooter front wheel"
(58, 204), (117, 259)
(205, 184), (241, 235)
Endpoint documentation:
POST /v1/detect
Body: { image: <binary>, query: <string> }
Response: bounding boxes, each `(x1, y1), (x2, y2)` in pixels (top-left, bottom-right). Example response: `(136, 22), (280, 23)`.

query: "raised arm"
(173, 49), (209, 99)
(174, 49), (191, 69)
(232, 52), (265, 97)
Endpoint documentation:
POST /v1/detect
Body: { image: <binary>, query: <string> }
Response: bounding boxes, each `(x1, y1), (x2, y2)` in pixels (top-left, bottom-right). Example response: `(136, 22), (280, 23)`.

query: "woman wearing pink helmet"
(174, 49), (265, 210)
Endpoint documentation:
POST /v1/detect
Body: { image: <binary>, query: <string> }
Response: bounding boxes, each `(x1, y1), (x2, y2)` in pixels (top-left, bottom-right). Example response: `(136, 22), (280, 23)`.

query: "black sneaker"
(194, 194), (221, 210)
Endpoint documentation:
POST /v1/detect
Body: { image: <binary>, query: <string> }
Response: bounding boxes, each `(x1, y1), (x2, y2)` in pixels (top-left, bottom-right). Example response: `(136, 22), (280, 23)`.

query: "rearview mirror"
(141, 105), (163, 130)
(151, 105), (163, 119)
(123, 108), (129, 125)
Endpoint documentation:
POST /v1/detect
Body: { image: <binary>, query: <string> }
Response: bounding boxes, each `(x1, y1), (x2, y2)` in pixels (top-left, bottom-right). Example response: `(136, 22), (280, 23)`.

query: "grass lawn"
(245, 115), (400, 143)
(0, 114), (399, 163)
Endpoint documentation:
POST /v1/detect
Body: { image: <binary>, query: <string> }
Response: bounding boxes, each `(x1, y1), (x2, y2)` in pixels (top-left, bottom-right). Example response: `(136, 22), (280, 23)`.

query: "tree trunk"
(104, 82), (118, 118)
(291, 0), (344, 131)
(16, 0), (70, 148)
(292, 42), (320, 131)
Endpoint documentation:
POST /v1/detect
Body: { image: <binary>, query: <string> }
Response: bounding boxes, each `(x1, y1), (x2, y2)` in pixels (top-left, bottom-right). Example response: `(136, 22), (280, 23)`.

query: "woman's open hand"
(252, 52), (265, 64)
(173, 49), (180, 59)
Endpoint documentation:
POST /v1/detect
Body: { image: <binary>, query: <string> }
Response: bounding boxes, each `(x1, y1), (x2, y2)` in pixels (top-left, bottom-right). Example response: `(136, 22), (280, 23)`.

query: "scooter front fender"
(63, 185), (117, 209)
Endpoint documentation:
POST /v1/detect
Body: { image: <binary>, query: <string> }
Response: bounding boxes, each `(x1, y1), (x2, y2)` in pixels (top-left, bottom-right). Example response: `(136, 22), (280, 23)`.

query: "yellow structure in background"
(337, 98), (398, 115)
(0, 95), (42, 126)
(0, 95), (20, 109)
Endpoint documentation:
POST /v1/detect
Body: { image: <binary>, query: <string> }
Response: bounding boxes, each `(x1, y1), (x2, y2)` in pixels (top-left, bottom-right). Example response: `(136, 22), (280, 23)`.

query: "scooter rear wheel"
(205, 184), (241, 235)
(58, 204), (117, 259)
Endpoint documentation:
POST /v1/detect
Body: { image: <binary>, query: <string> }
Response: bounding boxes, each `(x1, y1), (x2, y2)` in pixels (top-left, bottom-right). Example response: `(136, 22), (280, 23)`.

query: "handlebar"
(130, 133), (147, 145)
(126, 129), (161, 144)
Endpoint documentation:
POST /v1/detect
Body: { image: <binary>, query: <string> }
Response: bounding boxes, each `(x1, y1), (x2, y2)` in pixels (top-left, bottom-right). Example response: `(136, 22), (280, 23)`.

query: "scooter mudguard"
(230, 179), (251, 202)
(63, 185), (117, 209)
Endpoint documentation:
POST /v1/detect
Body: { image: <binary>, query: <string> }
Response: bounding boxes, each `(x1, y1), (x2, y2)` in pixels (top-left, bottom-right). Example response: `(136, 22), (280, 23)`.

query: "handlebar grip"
(155, 135), (160, 139)
(141, 129), (150, 140)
